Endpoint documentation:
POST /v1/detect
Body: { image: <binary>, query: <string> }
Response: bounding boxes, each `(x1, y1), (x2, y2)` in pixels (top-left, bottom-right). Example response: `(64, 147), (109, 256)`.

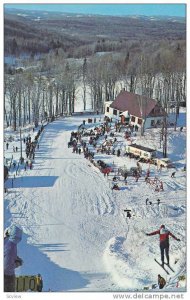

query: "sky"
(4, 3), (186, 17)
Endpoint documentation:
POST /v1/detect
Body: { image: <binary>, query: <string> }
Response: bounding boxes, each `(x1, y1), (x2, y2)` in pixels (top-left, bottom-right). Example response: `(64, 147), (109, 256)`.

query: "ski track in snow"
(4, 115), (186, 291)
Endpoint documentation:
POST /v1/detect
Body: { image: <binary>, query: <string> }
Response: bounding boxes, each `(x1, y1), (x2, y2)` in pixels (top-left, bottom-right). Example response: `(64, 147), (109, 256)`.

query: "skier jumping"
(146, 225), (180, 266)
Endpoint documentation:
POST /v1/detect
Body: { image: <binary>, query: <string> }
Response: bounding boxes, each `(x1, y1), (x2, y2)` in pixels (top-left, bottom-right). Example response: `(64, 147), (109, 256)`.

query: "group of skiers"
(25, 141), (37, 159)
(25, 126), (43, 160)
(67, 122), (183, 290)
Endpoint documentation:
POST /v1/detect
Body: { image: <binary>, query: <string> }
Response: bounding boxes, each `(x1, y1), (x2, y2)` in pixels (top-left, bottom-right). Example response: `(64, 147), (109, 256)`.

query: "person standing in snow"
(4, 225), (23, 292)
(117, 149), (121, 157)
(36, 274), (43, 292)
(158, 274), (166, 289)
(146, 225), (180, 266)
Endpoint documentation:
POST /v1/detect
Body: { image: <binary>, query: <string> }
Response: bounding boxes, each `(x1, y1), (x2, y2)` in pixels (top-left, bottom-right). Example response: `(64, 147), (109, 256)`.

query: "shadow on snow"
(18, 234), (89, 291)
(5, 176), (58, 189)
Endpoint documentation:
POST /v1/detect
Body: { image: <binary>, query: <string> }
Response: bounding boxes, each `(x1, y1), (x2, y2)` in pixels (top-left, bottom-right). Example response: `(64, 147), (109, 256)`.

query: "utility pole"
(162, 79), (169, 158)
(162, 117), (167, 158)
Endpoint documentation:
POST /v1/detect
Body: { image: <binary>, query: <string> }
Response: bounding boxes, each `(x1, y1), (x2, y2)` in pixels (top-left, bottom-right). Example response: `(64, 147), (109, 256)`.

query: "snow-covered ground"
(3, 111), (186, 294)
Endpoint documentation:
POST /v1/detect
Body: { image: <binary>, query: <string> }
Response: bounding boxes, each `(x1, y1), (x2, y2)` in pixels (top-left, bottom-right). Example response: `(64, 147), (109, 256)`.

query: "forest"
(4, 9), (186, 131)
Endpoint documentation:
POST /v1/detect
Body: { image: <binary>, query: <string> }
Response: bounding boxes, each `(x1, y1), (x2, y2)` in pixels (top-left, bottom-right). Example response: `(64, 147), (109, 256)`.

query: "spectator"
(36, 274), (43, 292)
(158, 274), (166, 289)
(4, 225), (23, 292)
(117, 149), (121, 157)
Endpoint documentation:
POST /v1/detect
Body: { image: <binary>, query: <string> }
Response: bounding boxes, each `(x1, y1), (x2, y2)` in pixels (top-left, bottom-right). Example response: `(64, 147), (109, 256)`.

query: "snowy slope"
(4, 112), (186, 292)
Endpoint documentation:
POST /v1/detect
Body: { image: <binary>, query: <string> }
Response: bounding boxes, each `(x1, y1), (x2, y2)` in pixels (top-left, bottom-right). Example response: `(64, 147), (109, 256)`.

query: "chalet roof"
(110, 91), (161, 118)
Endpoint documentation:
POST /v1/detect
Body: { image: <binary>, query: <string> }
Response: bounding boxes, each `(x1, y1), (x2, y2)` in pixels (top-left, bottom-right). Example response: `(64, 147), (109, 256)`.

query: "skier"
(4, 225), (23, 292)
(146, 225), (180, 266)
(146, 169), (150, 178)
(160, 181), (164, 191)
(117, 149), (121, 157)
(112, 184), (120, 190)
(124, 172), (128, 181)
(158, 274), (166, 289)
(171, 172), (176, 178)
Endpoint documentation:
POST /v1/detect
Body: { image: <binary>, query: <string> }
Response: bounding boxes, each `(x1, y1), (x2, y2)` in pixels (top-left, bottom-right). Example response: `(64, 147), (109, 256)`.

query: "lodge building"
(105, 90), (166, 129)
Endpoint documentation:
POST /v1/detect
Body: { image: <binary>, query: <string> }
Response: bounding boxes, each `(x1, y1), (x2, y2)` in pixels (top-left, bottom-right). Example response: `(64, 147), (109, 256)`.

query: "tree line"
(4, 42), (186, 131)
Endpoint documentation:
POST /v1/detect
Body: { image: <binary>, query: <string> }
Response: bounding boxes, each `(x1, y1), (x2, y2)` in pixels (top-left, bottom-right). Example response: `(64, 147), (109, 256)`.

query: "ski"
(154, 259), (170, 275)
(164, 263), (175, 273)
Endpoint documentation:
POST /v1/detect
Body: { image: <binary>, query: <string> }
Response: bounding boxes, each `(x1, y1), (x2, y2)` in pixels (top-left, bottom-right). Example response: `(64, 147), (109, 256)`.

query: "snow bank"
(103, 236), (145, 290)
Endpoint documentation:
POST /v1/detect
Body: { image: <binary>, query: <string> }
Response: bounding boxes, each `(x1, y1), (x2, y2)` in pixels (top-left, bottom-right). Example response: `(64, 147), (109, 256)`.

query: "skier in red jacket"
(146, 225), (180, 266)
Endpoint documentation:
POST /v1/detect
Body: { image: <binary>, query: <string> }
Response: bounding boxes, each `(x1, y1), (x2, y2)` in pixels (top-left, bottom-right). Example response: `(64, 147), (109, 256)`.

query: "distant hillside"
(4, 8), (186, 58)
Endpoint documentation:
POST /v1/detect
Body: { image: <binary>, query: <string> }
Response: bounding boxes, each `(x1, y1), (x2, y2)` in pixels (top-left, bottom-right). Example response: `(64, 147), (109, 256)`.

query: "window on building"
(113, 109), (117, 116)
(106, 107), (109, 113)
(131, 116), (135, 122)
(154, 107), (161, 114)
(151, 120), (155, 127)
(138, 118), (142, 125)
(157, 119), (161, 125)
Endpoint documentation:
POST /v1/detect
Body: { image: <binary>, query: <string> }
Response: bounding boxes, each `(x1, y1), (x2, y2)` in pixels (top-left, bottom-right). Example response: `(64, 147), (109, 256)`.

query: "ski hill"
(4, 111), (186, 292)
